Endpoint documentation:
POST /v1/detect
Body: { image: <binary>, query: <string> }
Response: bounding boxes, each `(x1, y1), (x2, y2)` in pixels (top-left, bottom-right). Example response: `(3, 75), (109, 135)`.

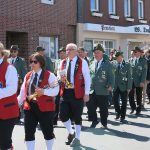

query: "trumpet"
(59, 69), (73, 89)
(27, 80), (59, 101)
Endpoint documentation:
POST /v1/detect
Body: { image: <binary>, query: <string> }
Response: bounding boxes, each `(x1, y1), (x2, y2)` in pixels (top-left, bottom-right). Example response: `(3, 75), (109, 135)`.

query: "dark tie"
(12, 59), (14, 64)
(95, 61), (99, 72)
(118, 63), (121, 70)
(135, 59), (138, 65)
(31, 73), (38, 94)
(67, 60), (72, 82)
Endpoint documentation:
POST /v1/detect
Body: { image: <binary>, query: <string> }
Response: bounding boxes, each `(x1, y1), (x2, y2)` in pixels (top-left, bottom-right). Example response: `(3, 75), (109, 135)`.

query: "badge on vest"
(0, 82), (3, 88)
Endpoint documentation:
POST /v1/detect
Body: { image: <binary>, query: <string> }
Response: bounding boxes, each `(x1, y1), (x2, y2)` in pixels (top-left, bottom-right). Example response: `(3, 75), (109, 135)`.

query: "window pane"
(109, 0), (116, 14)
(39, 36), (58, 59)
(84, 40), (93, 58)
(90, 0), (99, 11)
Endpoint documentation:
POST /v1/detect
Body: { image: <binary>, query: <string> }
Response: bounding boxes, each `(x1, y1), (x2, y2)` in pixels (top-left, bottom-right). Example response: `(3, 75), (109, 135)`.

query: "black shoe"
(135, 111), (141, 115)
(120, 118), (125, 123)
(115, 114), (120, 120)
(65, 133), (75, 145)
(101, 125), (108, 129)
(90, 121), (99, 128)
(130, 109), (135, 114)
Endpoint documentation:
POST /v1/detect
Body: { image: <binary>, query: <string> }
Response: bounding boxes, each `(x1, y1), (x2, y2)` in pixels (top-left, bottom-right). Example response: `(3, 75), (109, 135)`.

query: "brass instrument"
(59, 69), (73, 89)
(27, 80), (59, 101)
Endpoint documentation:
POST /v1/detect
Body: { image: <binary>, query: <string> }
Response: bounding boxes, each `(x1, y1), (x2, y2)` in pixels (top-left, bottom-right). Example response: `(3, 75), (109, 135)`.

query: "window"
(94, 40), (114, 55)
(138, 0), (144, 19)
(39, 36), (58, 59)
(41, 0), (54, 5)
(124, 0), (131, 17)
(90, 0), (99, 12)
(84, 40), (114, 58)
(109, 0), (116, 15)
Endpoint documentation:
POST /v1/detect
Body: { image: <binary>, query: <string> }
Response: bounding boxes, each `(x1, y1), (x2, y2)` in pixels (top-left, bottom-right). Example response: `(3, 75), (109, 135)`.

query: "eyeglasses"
(66, 49), (75, 51)
(30, 60), (38, 64)
(10, 51), (17, 53)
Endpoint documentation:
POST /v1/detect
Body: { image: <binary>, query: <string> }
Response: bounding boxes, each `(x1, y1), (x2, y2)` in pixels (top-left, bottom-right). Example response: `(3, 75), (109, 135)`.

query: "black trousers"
(88, 92), (109, 126)
(0, 118), (16, 150)
(60, 89), (84, 125)
(147, 83), (150, 102)
(129, 83), (143, 112)
(113, 88), (128, 119)
(24, 102), (55, 141)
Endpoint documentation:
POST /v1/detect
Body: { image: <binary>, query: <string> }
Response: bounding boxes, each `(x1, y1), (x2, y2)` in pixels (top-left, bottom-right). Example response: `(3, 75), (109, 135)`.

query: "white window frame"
(90, 0), (99, 12)
(39, 36), (58, 60)
(109, 0), (116, 15)
(124, 0), (131, 17)
(138, 0), (144, 19)
(41, 0), (54, 5)
(84, 39), (115, 56)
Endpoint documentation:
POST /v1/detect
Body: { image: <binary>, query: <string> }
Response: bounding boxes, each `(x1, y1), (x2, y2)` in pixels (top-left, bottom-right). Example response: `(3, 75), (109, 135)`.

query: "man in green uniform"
(88, 44), (115, 128)
(129, 46), (147, 115)
(9, 45), (27, 93)
(35, 46), (54, 72)
(113, 51), (132, 122)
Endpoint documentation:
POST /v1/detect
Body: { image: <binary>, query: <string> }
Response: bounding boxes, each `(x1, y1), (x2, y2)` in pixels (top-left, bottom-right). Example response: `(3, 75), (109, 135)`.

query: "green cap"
(132, 46), (142, 52)
(93, 44), (104, 53)
(58, 47), (66, 53)
(115, 51), (123, 57)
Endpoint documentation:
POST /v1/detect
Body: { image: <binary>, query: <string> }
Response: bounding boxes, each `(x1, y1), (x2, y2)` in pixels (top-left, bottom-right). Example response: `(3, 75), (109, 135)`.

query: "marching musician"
(17, 53), (59, 150)
(0, 47), (19, 150)
(58, 43), (91, 147)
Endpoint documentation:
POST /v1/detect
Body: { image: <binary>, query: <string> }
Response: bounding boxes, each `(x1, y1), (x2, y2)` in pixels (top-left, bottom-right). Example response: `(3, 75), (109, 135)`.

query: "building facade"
(77, 0), (150, 59)
(0, 0), (76, 59)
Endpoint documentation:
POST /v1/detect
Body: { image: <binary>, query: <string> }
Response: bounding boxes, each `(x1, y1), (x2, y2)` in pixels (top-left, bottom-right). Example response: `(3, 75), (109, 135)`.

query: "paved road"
(12, 103), (150, 150)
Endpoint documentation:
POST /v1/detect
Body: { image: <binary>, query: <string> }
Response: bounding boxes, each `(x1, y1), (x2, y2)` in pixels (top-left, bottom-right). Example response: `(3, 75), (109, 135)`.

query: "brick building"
(0, 0), (76, 59)
(77, 0), (150, 59)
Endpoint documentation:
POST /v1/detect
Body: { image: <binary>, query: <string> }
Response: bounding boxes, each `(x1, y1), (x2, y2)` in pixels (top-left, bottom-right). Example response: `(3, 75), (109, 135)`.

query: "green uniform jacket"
(114, 60), (132, 92)
(90, 59), (115, 95)
(44, 56), (54, 73)
(9, 57), (27, 83)
(130, 57), (147, 87)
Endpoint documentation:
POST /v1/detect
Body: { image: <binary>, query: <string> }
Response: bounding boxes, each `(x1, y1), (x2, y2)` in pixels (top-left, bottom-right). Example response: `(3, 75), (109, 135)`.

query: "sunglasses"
(10, 51), (17, 53)
(30, 60), (38, 64)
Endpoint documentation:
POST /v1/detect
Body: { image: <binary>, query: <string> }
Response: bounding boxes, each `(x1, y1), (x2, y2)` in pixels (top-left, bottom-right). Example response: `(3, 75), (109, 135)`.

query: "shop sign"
(84, 23), (150, 34)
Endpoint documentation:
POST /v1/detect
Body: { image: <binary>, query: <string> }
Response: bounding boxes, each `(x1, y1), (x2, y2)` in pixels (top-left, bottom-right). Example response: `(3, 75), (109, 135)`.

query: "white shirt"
(11, 57), (17, 64)
(0, 61), (18, 99)
(58, 56), (91, 95)
(17, 69), (59, 106)
(96, 58), (103, 71)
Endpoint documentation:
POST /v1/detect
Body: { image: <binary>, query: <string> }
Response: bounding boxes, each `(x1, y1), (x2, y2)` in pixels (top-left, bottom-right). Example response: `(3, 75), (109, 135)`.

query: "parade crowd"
(0, 41), (150, 150)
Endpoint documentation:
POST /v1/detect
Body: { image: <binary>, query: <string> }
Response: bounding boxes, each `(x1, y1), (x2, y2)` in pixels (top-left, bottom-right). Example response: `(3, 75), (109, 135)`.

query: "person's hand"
(107, 86), (112, 92)
(35, 88), (44, 97)
(83, 95), (89, 102)
(140, 82), (144, 88)
(60, 75), (67, 83)
(127, 89), (131, 94)
(146, 80), (150, 84)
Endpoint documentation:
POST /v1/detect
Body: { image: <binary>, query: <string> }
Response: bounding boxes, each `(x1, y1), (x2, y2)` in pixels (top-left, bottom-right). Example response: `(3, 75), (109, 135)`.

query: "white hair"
(66, 43), (77, 51)
(0, 42), (4, 51)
